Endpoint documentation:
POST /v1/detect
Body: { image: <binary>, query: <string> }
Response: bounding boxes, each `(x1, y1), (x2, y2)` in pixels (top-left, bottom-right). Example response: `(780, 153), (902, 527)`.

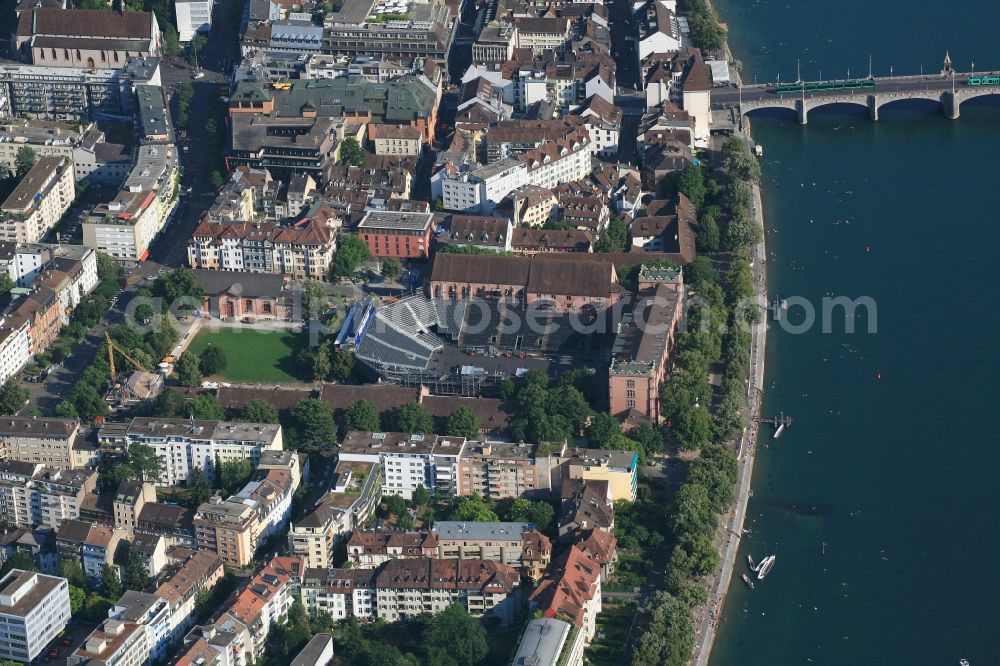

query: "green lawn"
(586, 602), (637, 666)
(186, 329), (310, 383)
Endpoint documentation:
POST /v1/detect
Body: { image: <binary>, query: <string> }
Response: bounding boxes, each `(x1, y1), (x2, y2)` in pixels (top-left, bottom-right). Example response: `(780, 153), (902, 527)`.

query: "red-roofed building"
(217, 556), (301, 660)
(529, 545), (602, 644)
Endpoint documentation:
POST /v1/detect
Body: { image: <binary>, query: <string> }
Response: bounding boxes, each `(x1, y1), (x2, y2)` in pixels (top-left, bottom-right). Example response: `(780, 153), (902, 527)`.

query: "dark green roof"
(233, 75), (436, 123)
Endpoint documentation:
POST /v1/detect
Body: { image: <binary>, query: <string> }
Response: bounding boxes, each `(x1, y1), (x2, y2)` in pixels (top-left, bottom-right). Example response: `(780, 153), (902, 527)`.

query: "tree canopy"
(199, 346), (228, 376)
(445, 407), (478, 439)
(339, 137), (367, 167)
(0, 379), (28, 416)
(332, 236), (371, 277)
(15, 147), (37, 177)
(344, 399), (381, 432)
(393, 401), (434, 434)
(127, 442), (164, 484)
(152, 268), (204, 314)
(175, 351), (203, 387)
(451, 495), (498, 522)
(288, 399), (336, 448)
(422, 604), (489, 666)
(241, 398), (279, 423)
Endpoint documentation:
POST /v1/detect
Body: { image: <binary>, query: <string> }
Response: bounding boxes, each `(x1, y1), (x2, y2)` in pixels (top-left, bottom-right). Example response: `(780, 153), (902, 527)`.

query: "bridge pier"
(943, 91), (960, 120)
(796, 99), (808, 125)
(868, 95), (879, 122)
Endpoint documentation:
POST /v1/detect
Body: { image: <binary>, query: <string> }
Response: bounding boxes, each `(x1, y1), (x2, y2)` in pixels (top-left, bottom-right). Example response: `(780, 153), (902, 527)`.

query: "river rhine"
(708, 1), (1000, 664)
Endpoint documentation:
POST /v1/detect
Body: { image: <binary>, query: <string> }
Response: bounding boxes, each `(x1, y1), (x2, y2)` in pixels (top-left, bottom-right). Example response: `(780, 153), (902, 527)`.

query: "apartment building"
(0, 417), (80, 468)
(636, 0), (681, 67)
(0, 317), (30, 384)
(0, 570), (71, 663)
(338, 431), (467, 500)
(99, 418), (284, 486)
(307, 558), (521, 624)
(456, 440), (550, 499)
(565, 449), (638, 502)
(1, 242), (99, 298)
(83, 188), (163, 263)
(288, 459), (382, 569)
(376, 557), (520, 623)
(131, 533), (167, 577)
(186, 219), (335, 281)
(356, 210), (434, 258)
(0, 461), (97, 529)
(215, 557), (299, 660)
(55, 518), (122, 581)
(300, 567), (377, 621)
(371, 124), (423, 156)
(559, 479), (615, 542)
(0, 156), (73, 243)
(0, 58), (160, 120)
(113, 480), (158, 538)
(347, 522), (552, 578)
(440, 215), (514, 253)
(107, 591), (173, 664)
(574, 94), (622, 157)
(195, 469), (294, 566)
(153, 549), (225, 645)
(136, 503), (196, 549)
(68, 618), (148, 666)
(432, 522), (552, 575)
(0, 119), (129, 185)
(529, 545), (602, 646)
(345, 528), (438, 568)
(9, 285), (61, 354)
(441, 130), (592, 214)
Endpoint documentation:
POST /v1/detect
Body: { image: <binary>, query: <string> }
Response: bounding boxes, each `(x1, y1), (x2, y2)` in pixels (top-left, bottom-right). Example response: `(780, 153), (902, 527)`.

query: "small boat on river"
(757, 555), (776, 581)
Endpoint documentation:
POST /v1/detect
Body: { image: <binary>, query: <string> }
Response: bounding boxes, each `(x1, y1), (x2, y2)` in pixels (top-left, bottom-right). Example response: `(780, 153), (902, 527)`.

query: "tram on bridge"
(771, 79), (876, 95)
(966, 76), (1000, 86)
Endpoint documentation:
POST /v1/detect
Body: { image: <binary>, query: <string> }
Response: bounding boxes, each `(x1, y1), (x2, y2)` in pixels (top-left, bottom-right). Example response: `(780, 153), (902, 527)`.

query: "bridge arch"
(742, 104), (800, 121)
(958, 89), (1000, 108)
(805, 98), (871, 115)
(875, 94), (943, 113)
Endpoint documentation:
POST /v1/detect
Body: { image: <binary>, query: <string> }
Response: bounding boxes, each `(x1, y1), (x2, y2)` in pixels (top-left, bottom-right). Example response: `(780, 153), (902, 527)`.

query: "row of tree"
(633, 128), (763, 666)
(631, 445), (738, 666)
(682, 0), (727, 52)
(331, 604), (489, 666)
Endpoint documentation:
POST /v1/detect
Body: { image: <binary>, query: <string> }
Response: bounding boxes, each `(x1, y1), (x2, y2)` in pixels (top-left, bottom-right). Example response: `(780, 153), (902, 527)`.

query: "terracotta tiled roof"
(529, 545), (601, 626)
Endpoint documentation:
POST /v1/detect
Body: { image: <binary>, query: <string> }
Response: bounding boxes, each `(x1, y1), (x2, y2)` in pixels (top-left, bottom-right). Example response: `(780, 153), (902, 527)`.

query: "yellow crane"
(105, 333), (149, 382)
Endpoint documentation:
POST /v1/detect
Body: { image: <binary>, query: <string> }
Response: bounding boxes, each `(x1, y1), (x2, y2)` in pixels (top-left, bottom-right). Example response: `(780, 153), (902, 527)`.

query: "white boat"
(774, 423), (785, 438)
(741, 573), (755, 590)
(747, 555), (760, 571)
(757, 555), (776, 581)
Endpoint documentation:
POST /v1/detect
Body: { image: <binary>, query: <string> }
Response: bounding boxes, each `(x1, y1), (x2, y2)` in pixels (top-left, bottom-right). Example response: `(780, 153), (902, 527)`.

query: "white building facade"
(0, 570), (72, 664)
(175, 0), (215, 42)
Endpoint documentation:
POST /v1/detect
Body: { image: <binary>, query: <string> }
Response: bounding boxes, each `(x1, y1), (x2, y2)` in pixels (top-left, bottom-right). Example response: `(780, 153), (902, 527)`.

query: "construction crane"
(105, 333), (149, 381)
(104, 333), (161, 408)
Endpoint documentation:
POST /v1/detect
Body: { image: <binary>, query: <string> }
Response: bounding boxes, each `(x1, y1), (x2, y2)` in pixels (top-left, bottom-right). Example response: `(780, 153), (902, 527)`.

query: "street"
(20, 1), (242, 416)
